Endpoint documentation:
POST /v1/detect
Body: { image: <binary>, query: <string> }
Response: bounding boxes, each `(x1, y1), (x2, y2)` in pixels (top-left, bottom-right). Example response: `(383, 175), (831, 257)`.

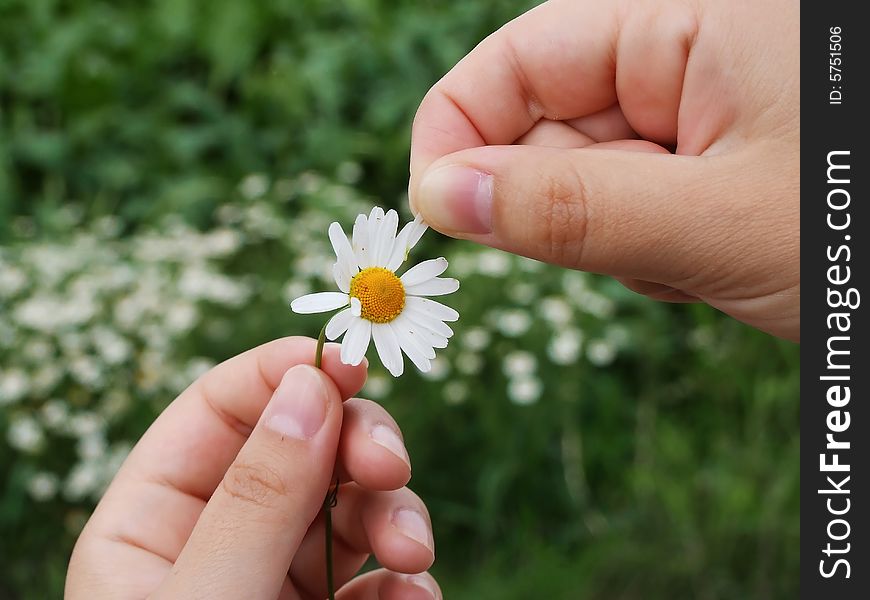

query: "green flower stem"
(324, 478), (340, 600)
(314, 323), (327, 369)
(313, 323), (337, 600)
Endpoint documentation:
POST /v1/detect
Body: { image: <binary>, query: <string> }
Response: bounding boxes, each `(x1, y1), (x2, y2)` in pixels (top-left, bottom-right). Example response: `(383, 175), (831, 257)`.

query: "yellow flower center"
(349, 267), (405, 323)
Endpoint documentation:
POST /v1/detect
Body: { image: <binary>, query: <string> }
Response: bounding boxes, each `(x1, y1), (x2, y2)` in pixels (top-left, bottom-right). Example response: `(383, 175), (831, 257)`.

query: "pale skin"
(410, 0), (799, 342)
(67, 1), (799, 598)
(67, 338), (440, 600)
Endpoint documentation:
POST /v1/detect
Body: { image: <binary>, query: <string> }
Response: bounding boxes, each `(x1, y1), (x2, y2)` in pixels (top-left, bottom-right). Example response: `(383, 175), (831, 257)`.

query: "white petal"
(341, 318), (371, 366)
(291, 292), (349, 314)
(386, 214), (428, 270)
(372, 322), (404, 377)
(393, 314), (436, 367)
(329, 222), (358, 293)
(352, 214), (372, 269)
(406, 214), (428, 251)
(367, 207), (385, 252)
(394, 314), (436, 356)
(405, 277), (459, 297)
(333, 262), (351, 293)
(329, 222), (358, 271)
(404, 296), (459, 322)
(350, 297), (362, 317)
(404, 306), (454, 337)
(400, 257), (448, 287)
(325, 308), (353, 341)
(366, 207), (386, 266)
(386, 224), (412, 271)
(374, 209), (399, 266)
(404, 311), (450, 348)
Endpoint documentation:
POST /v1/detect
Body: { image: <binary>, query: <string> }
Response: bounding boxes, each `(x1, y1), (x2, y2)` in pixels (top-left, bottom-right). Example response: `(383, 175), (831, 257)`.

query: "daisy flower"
(290, 207), (459, 377)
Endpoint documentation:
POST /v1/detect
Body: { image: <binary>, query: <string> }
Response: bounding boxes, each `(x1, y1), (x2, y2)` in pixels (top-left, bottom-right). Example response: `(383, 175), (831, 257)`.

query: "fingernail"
(405, 574), (439, 599)
(370, 424), (411, 470)
(418, 165), (493, 234)
(263, 365), (328, 439)
(392, 508), (433, 552)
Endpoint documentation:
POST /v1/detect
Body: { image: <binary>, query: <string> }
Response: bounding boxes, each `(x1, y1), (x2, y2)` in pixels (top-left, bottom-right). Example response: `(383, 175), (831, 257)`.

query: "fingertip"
(319, 342), (369, 400)
(340, 399), (411, 491)
(379, 572), (442, 600)
(417, 163), (493, 236)
(369, 505), (435, 574)
(336, 568), (441, 600)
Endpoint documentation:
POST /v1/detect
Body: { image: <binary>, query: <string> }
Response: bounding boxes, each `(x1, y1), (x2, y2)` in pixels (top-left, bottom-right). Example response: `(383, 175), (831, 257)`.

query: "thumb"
(154, 365), (342, 600)
(412, 144), (730, 285)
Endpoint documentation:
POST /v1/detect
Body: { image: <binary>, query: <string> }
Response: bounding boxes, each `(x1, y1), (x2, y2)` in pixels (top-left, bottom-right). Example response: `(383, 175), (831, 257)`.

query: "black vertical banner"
(801, 1), (869, 598)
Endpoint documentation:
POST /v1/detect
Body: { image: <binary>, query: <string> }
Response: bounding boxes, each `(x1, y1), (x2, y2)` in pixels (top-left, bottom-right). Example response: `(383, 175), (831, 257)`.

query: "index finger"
(409, 0), (618, 199)
(409, 0), (703, 204)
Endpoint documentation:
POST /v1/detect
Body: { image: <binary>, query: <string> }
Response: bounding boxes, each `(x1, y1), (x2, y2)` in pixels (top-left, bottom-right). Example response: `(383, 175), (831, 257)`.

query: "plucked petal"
(387, 214), (428, 270)
(290, 292), (349, 314)
(400, 257), (449, 286)
(406, 214), (428, 251)
(386, 224), (412, 271)
(350, 296), (362, 317)
(405, 277), (459, 297)
(372, 322), (404, 377)
(404, 296), (459, 322)
(341, 318), (371, 366)
(325, 308), (353, 341)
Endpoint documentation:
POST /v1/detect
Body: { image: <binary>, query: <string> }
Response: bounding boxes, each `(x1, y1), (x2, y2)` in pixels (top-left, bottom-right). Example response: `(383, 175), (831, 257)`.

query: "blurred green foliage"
(0, 1), (799, 599)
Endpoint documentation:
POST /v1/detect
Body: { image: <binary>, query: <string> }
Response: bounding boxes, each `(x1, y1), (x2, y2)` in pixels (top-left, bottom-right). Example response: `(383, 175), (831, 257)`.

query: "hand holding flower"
(66, 337), (440, 600)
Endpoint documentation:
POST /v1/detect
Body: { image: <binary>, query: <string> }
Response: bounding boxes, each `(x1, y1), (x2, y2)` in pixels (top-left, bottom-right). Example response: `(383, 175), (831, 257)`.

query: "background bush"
(0, 1), (799, 598)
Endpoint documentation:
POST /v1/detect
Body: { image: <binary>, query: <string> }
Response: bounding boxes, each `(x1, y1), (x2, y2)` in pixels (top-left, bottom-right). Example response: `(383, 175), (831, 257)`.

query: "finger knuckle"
(533, 160), (589, 267)
(222, 460), (289, 509)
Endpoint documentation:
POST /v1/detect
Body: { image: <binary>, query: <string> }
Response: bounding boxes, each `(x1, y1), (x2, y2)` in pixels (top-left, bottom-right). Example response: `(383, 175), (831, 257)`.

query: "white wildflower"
(461, 327), (491, 352)
(291, 208), (459, 377)
(0, 264), (27, 298)
(503, 351), (537, 377)
(443, 381), (469, 405)
(165, 302), (199, 333)
(363, 373), (392, 399)
(587, 339), (617, 366)
(28, 472), (60, 502)
(456, 352), (483, 376)
(476, 250), (511, 277)
(8, 417), (44, 453)
(40, 400), (69, 430)
(0, 369), (29, 405)
(64, 461), (103, 501)
(540, 297), (574, 326)
(508, 282), (537, 305)
(548, 329), (584, 365)
(494, 309), (531, 337)
(77, 434), (107, 460)
(421, 356), (451, 381)
(508, 376), (543, 406)
(239, 173), (270, 199)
